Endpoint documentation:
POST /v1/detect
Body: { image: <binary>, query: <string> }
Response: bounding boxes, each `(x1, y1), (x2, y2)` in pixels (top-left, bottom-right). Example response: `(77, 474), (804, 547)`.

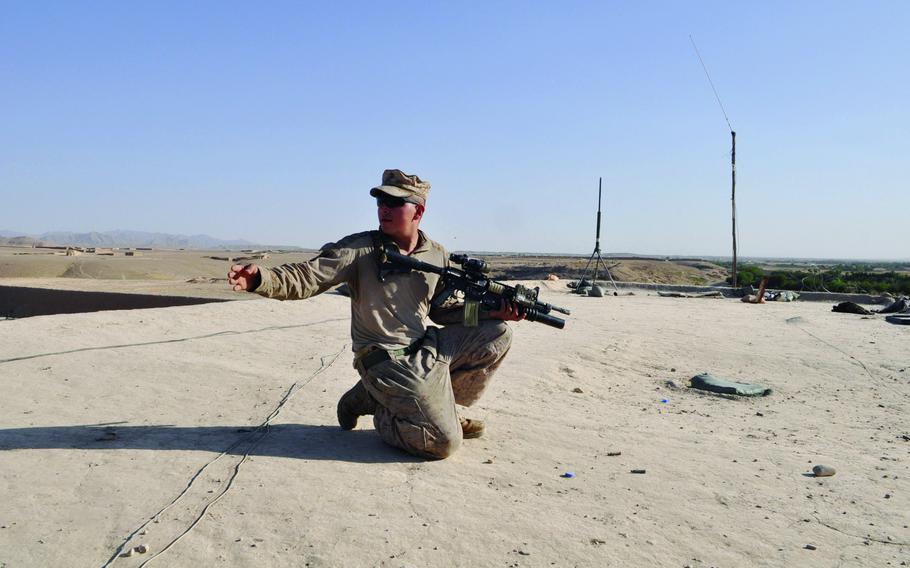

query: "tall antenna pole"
(731, 131), (737, 287)
(691, 35), (738, 288)
(595, 177), (602, 252)
(593, 177), (603, 283)
(575, 177), (617, 295)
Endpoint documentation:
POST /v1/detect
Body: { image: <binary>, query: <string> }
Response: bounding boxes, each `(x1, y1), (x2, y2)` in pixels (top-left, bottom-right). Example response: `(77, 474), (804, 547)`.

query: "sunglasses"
(376, 195), (411, 208)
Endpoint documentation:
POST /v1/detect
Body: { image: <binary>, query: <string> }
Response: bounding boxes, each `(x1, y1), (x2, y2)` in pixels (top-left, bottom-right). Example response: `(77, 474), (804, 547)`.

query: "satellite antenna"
(576, 177), (617, 294)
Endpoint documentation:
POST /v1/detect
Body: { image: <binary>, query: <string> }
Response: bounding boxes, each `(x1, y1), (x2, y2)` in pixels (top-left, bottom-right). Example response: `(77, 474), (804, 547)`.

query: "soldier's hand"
(228, 263), (260, 292)
(488, 299), (526, 322)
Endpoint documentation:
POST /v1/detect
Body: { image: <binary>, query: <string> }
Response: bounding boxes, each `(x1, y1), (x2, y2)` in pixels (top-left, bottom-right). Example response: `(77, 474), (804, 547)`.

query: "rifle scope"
(449, 253), (489, 274)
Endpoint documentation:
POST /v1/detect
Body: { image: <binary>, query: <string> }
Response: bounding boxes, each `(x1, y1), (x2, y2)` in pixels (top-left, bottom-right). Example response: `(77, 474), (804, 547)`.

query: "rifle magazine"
(464, 299), (480, 327)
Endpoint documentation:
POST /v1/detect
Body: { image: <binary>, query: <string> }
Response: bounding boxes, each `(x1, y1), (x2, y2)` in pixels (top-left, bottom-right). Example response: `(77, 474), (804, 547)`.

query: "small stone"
(517, 549), (530, 556)
(812, 465), (836, 477)
(804, 544), (817, 550)
(135, 544), (149, 554)
(670, 368), (676, 372)
(606, 451), (622, 457)
(572, 387), (584, 393)
(139, 529), (147, 535)
(483, 459), (494, 464)
(120, 549), (134, 558)
(631, 469), (646, 474)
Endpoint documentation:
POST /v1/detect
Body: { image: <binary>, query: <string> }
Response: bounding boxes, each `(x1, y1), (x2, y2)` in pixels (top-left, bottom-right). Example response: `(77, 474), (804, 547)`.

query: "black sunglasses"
(376, 195), (410, 208)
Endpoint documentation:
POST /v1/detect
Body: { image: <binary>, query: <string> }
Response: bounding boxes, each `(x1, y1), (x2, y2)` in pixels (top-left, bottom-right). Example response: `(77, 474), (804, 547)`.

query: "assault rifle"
(383, 249), (570, 329)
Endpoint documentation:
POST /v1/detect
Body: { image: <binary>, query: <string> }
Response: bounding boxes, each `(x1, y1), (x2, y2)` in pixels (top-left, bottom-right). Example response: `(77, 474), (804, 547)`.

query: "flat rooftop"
(1, 287), (907, 566)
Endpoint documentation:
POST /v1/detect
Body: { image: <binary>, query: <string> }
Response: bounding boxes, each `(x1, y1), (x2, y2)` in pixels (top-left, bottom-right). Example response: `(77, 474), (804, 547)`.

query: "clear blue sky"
(2, 1), (908, 259)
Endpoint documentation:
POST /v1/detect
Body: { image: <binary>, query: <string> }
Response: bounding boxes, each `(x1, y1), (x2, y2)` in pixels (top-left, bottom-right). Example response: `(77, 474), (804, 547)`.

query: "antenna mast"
(575, 177), (617, 295)
(731, 130), (737, 287)
(691, 35), (738, 287)
(595, 177), (602, 255)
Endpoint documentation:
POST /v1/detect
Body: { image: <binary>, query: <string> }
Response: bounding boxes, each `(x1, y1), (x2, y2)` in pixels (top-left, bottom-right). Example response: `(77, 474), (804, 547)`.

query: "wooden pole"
(756, 276), (768, 303)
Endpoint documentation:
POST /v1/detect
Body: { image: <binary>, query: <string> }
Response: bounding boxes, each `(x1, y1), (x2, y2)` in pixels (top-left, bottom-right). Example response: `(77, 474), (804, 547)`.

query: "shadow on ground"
(0, 286), (230, 318)
(0, 423), (422, 464)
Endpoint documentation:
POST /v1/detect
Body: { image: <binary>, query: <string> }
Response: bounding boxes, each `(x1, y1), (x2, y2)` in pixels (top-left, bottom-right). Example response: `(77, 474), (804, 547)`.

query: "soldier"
(227, 169), (522, 459)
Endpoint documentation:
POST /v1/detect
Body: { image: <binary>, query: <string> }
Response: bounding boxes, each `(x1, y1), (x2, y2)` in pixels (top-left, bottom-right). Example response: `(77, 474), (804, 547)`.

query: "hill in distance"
(0, 229), (305, 251)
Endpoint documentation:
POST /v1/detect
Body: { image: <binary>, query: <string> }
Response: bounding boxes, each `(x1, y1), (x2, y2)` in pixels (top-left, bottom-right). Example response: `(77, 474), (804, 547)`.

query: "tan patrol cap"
(369, 169), (430, 205)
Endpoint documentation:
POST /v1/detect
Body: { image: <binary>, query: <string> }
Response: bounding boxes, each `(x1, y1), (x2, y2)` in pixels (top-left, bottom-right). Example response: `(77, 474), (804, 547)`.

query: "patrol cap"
(369, 169), (430, 205)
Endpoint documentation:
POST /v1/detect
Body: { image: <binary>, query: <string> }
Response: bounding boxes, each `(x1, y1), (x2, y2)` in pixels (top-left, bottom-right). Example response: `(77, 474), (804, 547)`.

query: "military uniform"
(255, 227), (512, 459)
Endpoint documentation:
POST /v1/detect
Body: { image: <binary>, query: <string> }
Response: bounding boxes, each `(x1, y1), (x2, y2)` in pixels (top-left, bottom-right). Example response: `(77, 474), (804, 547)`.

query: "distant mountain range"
(0, 230), (304, 250)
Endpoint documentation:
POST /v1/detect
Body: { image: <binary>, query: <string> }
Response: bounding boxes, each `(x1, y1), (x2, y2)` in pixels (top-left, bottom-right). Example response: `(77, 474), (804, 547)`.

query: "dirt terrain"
(0, 246), (728, 295)
(485, 255), (728, 285)
(2, 278), (908, 567)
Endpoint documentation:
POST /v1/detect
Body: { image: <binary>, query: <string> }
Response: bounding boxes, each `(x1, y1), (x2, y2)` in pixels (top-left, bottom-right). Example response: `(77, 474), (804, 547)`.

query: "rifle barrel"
(525, 309), (565, 329)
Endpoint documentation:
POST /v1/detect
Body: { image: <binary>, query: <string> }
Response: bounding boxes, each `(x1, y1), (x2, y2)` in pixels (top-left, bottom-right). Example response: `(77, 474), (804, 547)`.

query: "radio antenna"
(576, 177), (617, 295)
(690, 35), (738, 287)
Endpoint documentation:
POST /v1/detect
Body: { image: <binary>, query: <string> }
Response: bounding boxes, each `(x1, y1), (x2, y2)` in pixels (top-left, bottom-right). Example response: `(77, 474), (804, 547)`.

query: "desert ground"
(1, 247), (908, 567)
(0, 245), (728, 288)
(0, 245), (732, 318)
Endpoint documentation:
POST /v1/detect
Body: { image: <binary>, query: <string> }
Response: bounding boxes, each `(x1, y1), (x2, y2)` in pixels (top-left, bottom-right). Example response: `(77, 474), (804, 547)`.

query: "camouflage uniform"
(255, 229), (512, 459)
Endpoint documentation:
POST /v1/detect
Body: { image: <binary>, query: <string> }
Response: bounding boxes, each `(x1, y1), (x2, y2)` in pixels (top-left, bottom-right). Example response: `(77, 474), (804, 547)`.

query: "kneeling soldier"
(228, 169), (522, 459)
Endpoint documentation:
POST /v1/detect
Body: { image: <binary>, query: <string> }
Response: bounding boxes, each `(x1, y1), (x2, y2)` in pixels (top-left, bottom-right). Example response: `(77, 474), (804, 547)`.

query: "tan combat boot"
(337, 381), (377, 430)
(460, 417), (485, 439)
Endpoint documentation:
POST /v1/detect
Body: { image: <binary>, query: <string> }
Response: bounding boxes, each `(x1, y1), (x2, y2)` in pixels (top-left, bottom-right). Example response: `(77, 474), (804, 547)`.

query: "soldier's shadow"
(0, 423), (422, 464)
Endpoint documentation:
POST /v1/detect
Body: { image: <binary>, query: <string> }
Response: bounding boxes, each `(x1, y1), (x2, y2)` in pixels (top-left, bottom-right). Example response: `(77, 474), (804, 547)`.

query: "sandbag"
(878, 297), (909, 314)
(690, 373), (772, 397)
(832, 302), (872, 315)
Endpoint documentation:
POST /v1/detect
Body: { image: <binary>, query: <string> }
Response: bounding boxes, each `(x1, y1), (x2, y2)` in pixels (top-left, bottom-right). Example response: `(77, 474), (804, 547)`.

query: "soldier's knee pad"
(429, 434), (462, 460)
(492, 320), (513, 350)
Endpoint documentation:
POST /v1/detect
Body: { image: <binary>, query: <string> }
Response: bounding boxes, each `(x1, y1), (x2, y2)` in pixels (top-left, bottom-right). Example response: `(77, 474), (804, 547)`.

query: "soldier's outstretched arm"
(230, 242), (360, 301)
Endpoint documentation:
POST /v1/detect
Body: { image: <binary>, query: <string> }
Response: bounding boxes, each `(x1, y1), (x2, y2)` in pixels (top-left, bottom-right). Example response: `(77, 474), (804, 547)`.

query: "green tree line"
(726, 264), (910, 295)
